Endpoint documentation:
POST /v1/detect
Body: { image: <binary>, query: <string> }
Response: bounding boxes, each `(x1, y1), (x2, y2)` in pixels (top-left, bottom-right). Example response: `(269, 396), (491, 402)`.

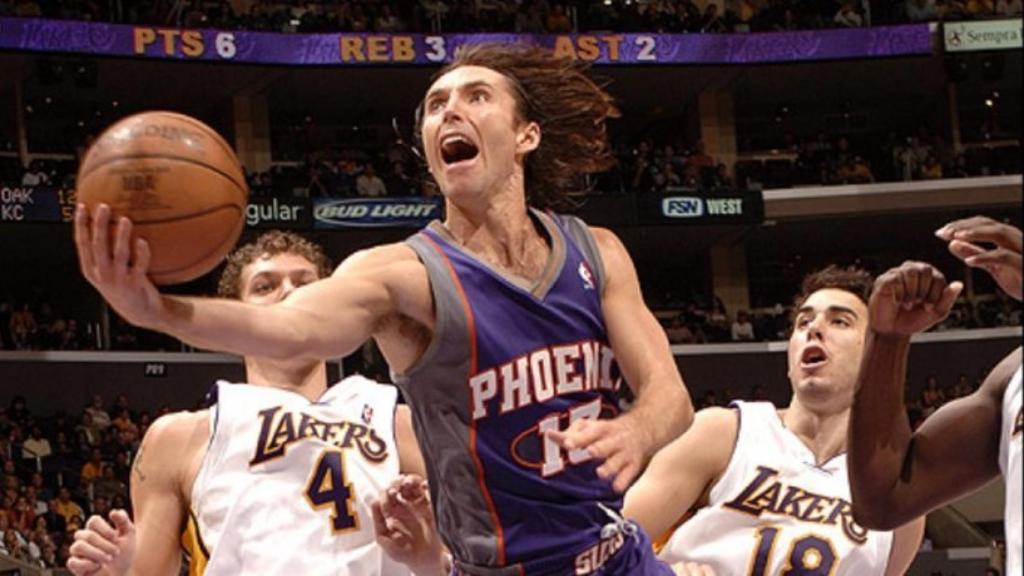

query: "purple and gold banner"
(0, 18), (933, 65)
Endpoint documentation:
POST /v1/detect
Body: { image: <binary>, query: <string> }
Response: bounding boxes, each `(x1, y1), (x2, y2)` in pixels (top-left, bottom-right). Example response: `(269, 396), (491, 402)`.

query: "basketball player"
(623, 265), (924, 575)
(66, 231), (441, 576)
(848, 215), (1021, 576)
(75, 43), (693, 574)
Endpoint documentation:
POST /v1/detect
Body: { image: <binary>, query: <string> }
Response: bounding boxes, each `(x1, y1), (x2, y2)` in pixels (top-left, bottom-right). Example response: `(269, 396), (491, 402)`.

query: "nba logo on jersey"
(579, 261), (596, 291)
(361, 404), (374, 424)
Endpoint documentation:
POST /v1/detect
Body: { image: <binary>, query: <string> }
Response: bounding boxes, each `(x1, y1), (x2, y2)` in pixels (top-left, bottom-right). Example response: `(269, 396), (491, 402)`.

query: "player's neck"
(780, 402), (850, 464)
(443, 182), (549, 278)
(244, 358), (329, 402)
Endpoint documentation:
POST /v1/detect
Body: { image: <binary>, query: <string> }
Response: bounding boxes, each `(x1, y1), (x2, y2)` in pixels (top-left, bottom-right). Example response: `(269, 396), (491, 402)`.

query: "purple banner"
(0, 18), (933, 65)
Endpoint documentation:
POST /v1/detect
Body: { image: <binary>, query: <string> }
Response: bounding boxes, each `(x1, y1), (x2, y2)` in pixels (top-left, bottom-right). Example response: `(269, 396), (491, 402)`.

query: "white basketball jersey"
(999, 367), (1022, 576)
(659, 402), (894, 575)
(186, 377), (409, 576)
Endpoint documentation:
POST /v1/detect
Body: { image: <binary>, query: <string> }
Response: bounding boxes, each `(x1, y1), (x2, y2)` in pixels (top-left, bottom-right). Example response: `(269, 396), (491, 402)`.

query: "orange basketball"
(77, 111), (248, 285)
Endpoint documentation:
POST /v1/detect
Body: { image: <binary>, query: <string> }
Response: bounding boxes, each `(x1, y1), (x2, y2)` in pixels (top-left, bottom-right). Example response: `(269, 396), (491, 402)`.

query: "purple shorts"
(452, 524), (674, 576)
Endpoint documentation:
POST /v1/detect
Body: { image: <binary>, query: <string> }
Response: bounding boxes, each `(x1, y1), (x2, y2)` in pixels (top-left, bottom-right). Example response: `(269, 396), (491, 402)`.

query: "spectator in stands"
(920, 374), (945, 416)
(706, 296), (731, 341)
(74, 412), (99, 449)
(93, 466), (127, 502)
(384, 161), (415, 196)
(701, 3), (726, 32)
(515, 0), (546, 32)
(80, 448), (105, 484)
(9, 496), (35, 534)
(894, 136), (927, 181)
(110, 409), (135, 436)
(19, 161), (48, 187)
(950, 154), (971, 178)
(20, 426), (51, 465)
(965, 0), (995, 15)
(946, 372), (973, 399)
(686, 141), (715, 180)
(58, 319), (83, 350)
(836, 155), (874, 183)
(27, 473), (50, 503)
(89, 495), (109, 519)
(665, 316), (696, 344)
(1, 527), (31, 563)
(748, 383), (768, 401)
(697, 390), (721, 409)
(996, 0), (1022, 14)
(24, 486), (46, 518)
(906, 0), (940, 19)
(6, 396), (31, 430)
(545, 3), (573, 32)
(654, 161), (683, 192)
(831, 0), (864, 24)
(84, 395), (110, 432)
(8, 303), (36, 349)
(730, 310), (756, 341)
(355, 163), (387, 197)
(920, 153), (943, 179)
(50, 487), (82, 528)
(708, 163), (733, 189)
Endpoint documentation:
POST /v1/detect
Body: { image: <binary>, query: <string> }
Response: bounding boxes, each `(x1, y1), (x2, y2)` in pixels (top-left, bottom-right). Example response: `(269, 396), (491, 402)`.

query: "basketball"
(76, 111), (249, 285)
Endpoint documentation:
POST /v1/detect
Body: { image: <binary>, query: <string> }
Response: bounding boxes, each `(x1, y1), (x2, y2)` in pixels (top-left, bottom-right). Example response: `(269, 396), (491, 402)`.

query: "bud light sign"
(314, 197), (443, 229)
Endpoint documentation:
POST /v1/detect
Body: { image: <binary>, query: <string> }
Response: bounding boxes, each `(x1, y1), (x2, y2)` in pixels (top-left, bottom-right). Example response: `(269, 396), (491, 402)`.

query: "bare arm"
(848, 260), (1016, 529)
(624, 407), (736, 540)
(548, 227), (694, 492)
(395, 406), (427, 478)
(884, 518), (926, 576)
(75, 203), (419, 361)
(595, 227), (694, 465)
(127, 411), (208, 576)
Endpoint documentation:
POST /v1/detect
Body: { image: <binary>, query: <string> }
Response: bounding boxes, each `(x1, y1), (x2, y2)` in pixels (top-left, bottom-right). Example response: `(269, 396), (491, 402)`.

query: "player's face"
(239, 253), (319, 305)
(786, 288), (868, 404)
(420, 65), (539, 203)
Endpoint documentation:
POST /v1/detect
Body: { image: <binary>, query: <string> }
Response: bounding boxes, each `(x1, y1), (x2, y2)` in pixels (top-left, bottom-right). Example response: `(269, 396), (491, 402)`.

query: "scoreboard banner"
(0, 186), (74, 223)
(0, 18), (933, 65)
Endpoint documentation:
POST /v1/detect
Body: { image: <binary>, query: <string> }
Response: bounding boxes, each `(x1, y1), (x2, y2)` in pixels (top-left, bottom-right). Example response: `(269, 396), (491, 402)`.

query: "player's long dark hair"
(415, 43), (620, 211)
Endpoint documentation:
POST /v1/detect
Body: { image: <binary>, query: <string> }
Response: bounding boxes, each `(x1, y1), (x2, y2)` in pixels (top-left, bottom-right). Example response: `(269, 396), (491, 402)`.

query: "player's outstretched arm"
(847, 260), (1013, 529)
(75, 204), (422, 361)
(624, 407), (736, 541)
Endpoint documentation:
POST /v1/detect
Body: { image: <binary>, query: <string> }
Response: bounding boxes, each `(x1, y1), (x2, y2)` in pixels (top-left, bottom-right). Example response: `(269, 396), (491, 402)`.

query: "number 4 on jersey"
(305, 450), (358, 532)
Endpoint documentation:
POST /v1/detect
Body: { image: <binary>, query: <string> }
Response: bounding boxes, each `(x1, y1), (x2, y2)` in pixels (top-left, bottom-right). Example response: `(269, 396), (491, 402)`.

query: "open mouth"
(440, 134), (480, 165)
(800, 345), (828, 369)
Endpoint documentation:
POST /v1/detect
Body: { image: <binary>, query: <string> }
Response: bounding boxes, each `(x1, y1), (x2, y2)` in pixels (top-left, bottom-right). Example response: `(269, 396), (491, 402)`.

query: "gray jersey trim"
(553, 213), (607, 295)
(393, 232), (502, 567)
